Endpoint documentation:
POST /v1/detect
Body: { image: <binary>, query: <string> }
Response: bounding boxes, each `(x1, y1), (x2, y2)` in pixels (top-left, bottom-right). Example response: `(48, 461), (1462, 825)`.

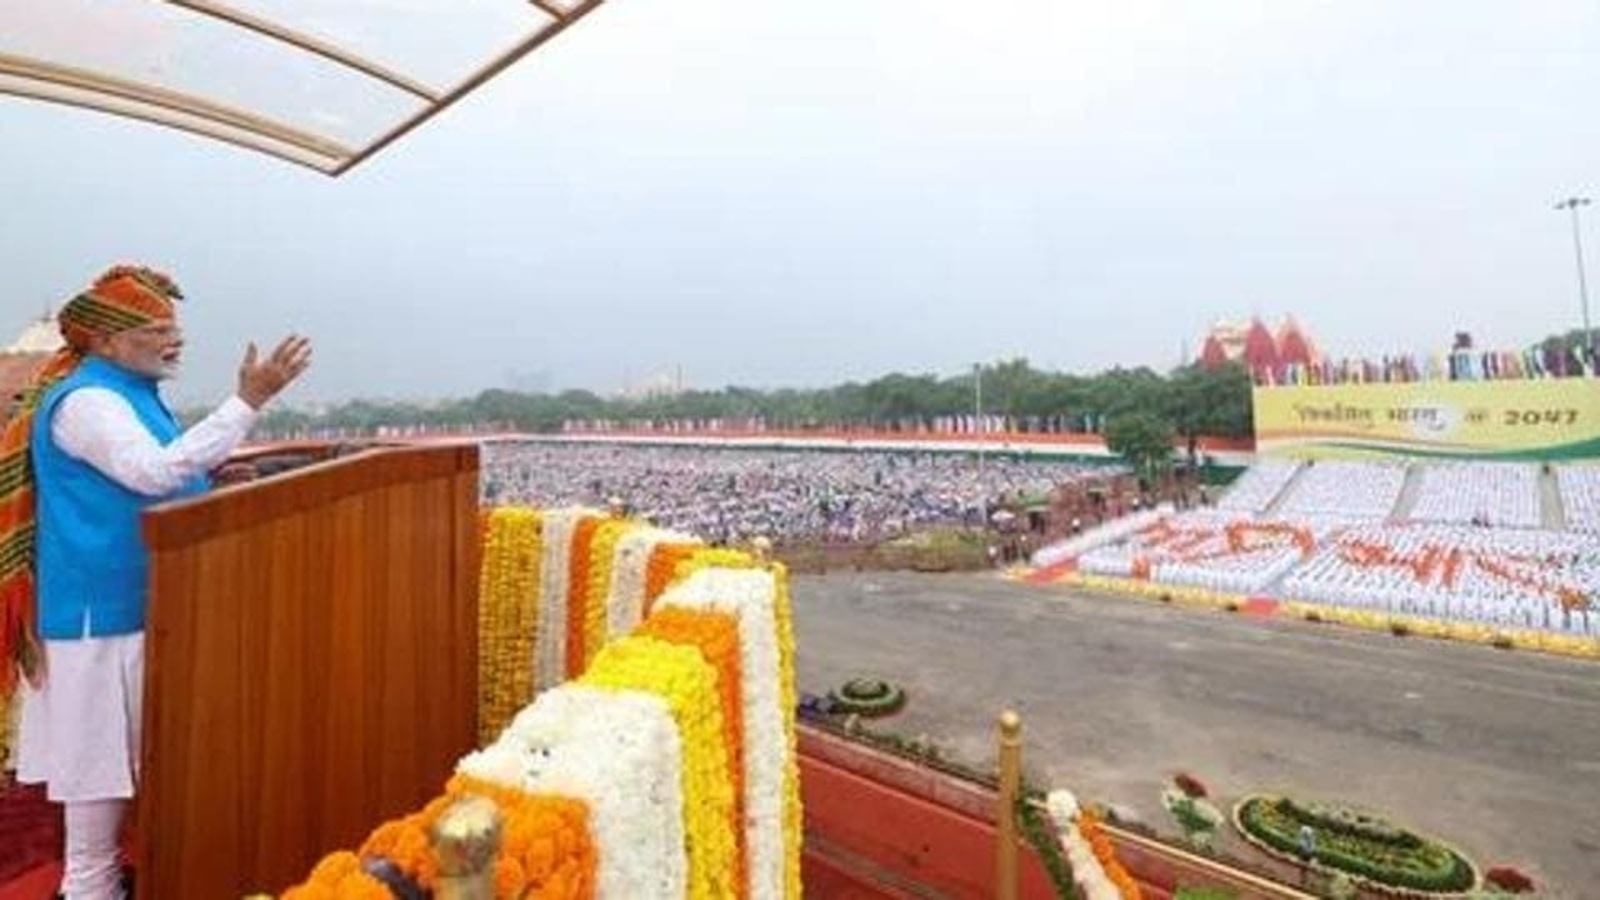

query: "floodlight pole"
(1556, 197), (1593, 372)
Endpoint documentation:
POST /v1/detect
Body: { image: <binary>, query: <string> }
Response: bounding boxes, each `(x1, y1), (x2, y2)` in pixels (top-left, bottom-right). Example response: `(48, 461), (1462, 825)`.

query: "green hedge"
(1278, 797), (1421, 849)
(1236, 797), (1474, 893)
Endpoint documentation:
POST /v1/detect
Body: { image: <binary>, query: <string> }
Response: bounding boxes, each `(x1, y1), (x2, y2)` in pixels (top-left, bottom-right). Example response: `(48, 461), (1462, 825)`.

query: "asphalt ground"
(791, 571), (1600, 897)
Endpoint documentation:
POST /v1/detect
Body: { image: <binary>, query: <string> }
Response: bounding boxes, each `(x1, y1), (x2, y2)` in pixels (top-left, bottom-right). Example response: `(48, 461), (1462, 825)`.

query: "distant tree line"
(249, 358), (1254, 451)
(224, 329), (1591, 480)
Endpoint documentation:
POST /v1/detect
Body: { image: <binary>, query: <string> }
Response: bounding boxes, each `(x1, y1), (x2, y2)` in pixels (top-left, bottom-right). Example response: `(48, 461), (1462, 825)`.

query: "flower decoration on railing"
(278, 509), (801, 899)
(1046, 789), (1142, 900)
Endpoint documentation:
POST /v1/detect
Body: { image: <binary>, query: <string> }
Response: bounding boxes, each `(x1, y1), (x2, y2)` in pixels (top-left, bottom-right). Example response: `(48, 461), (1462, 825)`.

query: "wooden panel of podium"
(136, 444), (481, 898)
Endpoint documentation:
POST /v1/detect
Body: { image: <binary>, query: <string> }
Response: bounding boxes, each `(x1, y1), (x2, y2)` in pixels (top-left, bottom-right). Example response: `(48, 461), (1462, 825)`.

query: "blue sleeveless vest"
(31, 357), (209, 638)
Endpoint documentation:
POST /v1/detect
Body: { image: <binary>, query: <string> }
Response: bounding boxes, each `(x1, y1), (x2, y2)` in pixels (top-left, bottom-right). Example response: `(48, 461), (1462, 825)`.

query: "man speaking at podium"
(0, 265), (311, 899)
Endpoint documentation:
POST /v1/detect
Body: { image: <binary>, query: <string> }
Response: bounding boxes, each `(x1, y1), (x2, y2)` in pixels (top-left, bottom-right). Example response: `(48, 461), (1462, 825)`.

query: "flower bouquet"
(1161, 773), (1223, 850)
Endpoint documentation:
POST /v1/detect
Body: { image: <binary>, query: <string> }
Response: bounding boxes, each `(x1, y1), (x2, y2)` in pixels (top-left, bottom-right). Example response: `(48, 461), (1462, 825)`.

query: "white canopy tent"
(0, 0), (605, 175)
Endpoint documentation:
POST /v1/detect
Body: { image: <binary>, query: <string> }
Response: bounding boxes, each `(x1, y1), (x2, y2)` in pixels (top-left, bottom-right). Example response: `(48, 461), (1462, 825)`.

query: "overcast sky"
(1, 0), (1596, 406)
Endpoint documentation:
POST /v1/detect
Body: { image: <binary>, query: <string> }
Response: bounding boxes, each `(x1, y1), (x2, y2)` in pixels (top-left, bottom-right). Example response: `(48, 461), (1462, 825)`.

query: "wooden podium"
(136, 444), (481, 898)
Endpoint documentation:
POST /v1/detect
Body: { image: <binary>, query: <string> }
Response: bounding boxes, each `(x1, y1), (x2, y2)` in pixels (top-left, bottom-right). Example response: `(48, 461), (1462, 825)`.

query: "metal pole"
(431, 795), (503, 900)
(995, 709), (1021, 900)
(1557, 197), (1593, 372)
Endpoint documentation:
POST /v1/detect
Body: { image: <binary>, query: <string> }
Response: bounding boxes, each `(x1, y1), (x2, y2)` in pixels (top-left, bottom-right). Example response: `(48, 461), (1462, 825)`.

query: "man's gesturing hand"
(238, 335), (313, 409)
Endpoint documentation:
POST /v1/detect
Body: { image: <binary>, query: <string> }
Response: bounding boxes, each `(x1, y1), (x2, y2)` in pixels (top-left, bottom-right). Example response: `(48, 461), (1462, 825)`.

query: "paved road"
(792, 572), (1600, 897)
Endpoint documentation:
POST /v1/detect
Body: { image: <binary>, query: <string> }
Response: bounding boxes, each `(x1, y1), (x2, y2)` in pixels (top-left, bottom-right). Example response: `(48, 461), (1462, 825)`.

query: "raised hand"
(237, 335), (313, 409)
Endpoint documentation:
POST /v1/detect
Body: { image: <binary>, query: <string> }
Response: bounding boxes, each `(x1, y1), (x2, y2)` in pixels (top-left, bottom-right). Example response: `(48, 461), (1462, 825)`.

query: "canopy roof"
(0, 0), (603, 175)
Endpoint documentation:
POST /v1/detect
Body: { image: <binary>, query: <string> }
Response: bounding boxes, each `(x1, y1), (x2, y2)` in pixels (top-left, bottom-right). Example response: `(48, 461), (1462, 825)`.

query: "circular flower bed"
(1233, 794), (1477, 896)
(826, 678), (907, 717)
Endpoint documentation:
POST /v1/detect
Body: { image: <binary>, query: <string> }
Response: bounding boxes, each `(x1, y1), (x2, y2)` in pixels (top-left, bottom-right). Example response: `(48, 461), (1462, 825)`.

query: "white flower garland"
(1046, 790), (1122, 900)
(465, 516), (793, 900)
(535, 507), (588, 688)
(660, 567), (786, 900)
(607, 526), (698, 638)
(606, 526), (656, 637)
(459, 684), (687, 899)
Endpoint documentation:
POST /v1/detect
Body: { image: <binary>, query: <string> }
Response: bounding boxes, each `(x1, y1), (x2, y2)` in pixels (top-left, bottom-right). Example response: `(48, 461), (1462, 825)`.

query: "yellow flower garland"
(477, 508), (543, 744)
(638, 606), (748, 898)
(286, 514), (807, 900)
(771, 562), (804, 900)
(673, 547), (760, 586)
(520, 511), (544, 695)
(580, 635), (735, 900)
(583, 519), (630, 671)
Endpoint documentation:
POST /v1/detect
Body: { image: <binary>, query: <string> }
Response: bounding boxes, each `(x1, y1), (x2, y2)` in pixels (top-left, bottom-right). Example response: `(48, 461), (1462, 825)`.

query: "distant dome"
(1278, 327), (1312, 367)
(7, 312), (62, 354)
(1198, 335), (1229, 368)
(1242, 319), (1281, 371)
(1197, 314), (1320, 372)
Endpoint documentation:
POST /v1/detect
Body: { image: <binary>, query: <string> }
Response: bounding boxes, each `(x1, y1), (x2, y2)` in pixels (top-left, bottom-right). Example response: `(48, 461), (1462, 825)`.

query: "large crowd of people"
(1557, 465), (1600, 533)
(481, 440), (1109, 545)
(1281, 523), (1598, 634)
(1058, 458), (1600, 636)
(1410, 462), (1542, 528)
(1274, 460), (1406, 520)
(1214, 460), (1298, 514)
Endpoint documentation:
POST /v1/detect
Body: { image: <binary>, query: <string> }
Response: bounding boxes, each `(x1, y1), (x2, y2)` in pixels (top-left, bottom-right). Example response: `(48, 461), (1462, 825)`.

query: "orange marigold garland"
(283, 777), (596, 899)
(674, 547), (760, 585)
(638, 606), (748, 898)
(283, 512), (808, 900)
(1079, 808), (1143, 899)
(447, 774), (596, 899)
(644, 542), (700, 613)
(356, 793), (452, 890)
(565, 516), (601, 678)
(279, 851), (396, 899)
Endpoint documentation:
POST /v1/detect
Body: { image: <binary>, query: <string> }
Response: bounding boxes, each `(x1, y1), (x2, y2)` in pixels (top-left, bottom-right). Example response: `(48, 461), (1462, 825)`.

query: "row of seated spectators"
(1410, 462), (1541, 529)
(1072, 508), (1597, 634)
(479, 441), (1110, 546)
(1077, 510), (1345, 594)
(1275, 460), (1406, 520)
(1214, 458), (1596, 532)
(1281, 523), (1596, 634)
(1065, 460), (1599, 633)
(1557, 466), (1600, 534)
(1214, 460), (1299, 514)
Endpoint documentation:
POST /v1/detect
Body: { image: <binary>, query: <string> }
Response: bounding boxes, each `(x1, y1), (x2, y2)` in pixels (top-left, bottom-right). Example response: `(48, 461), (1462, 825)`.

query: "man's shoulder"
(42, 363), (117, 403)
(37, 384), (132, 440)
(46, 382), (123, 411)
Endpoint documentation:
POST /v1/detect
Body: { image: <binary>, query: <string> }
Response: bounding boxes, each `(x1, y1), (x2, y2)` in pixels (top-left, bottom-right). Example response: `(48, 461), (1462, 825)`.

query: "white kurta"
(16, 386), (255, 802)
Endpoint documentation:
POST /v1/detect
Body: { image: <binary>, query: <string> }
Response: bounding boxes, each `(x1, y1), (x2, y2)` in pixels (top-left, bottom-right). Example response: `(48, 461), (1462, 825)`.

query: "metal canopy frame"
(0, 0), (605, 176)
